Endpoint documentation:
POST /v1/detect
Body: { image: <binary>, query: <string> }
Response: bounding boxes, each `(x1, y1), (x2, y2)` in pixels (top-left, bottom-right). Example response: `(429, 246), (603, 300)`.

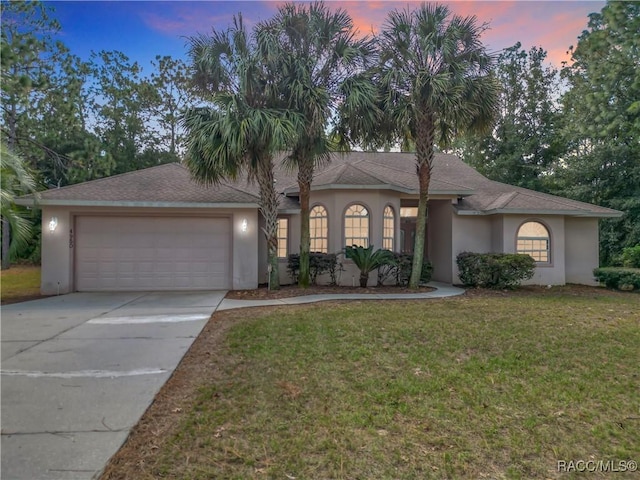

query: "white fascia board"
(285, 184), (413, 194)
(15, 199), (260, 209)
(284, 184), (473, 196)
(454, 207), (623, 218)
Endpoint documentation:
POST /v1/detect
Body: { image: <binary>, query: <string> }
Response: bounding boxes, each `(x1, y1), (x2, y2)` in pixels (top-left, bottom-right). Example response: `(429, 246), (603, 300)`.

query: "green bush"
(621, 245), (640, 268)
(377, 252), (433, 287)
(345, 245), (394, 288)
(593, 267), (640, 291)
(456, 252), (536, 289)
(287, 252), (342, 286)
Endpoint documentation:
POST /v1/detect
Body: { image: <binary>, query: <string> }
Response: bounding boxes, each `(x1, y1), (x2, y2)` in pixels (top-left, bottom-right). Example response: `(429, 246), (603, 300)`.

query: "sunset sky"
(49, 1), (606, 70)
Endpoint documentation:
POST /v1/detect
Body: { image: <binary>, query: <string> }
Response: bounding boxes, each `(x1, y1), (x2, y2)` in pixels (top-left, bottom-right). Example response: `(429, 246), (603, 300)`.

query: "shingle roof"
(21, 163), (299, 211)
(280, 152), (474, 194)
(21, 153), (621, 218)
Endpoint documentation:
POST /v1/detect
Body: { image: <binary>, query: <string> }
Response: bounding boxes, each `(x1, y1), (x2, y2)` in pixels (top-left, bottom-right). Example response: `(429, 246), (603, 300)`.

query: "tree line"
(1, 1), (638, 285)
(1, 1), (196, 188)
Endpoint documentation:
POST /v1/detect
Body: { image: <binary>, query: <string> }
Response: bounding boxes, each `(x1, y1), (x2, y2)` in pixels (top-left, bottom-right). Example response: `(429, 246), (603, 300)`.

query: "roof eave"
(285, 184), (415, 194)
(455, 207), (623, 218)
(15, 199), (262, 209)
(284, 184), (473, 196)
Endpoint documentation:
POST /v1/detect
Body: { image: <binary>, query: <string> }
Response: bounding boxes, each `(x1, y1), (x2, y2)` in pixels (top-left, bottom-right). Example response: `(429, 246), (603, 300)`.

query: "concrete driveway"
(1, 291), (226, 480)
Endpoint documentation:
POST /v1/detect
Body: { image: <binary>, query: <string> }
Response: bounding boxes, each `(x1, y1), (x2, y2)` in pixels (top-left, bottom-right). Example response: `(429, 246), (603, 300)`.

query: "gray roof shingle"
(22, 153), (621, 217)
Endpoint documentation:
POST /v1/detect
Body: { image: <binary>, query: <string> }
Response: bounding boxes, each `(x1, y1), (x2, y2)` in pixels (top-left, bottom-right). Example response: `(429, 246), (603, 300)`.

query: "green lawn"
(107, 290), (640, 479)
(0, 265), (41, 304)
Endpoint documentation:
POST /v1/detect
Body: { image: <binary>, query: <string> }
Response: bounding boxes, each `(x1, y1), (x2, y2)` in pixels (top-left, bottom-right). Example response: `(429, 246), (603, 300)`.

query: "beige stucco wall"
(502, 215), (566, 285)
(491, 216), (504, 252)
(40, 206), (74, 295)
(428, 200), (453, 283)
(451, 214), (493, 284)
(564, 217), (599, 285)
(265, 189), (402, 286)
(40, 206), (259, 294)
(450, 213), (579, 286)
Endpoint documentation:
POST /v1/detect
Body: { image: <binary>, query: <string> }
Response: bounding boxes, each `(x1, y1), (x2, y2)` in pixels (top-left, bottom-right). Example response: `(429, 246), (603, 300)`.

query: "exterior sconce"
(241, 218), (248, 232)
(48, 217), (58, 232)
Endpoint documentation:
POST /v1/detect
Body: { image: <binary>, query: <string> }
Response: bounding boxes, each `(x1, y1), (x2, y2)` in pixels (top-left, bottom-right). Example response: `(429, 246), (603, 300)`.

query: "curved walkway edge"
(217, 282), (465, 312)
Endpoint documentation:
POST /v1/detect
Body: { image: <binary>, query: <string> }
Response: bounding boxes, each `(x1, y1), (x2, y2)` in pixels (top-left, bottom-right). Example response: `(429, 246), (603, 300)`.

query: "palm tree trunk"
(297, 160), (314, 288)
(409, 110), (435, 289)
(256, 154), (280, 290)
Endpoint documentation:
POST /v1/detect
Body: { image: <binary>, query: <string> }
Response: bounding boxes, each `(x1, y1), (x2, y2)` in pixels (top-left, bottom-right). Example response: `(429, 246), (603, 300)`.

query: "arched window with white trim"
(277, 218), (289, 258)
(383, 206), (395, 250)
(517, 221), (550, 263)
(344, 204), (369, 247)
(310, 205), (328, 253)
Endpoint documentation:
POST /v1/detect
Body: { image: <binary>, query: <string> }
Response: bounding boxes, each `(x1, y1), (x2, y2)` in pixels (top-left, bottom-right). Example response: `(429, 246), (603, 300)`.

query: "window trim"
(309, 204), (329, 253)
(382, 204), (395, 251)
(277, 217), (289, 259)
(516, 219), (552, 265)
(343, 202), (370, 248)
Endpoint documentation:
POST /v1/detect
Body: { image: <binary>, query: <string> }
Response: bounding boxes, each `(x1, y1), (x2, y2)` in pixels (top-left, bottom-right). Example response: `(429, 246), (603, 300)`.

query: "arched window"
(310, 205), (328, 253)
(383, 206), (395, 250)
(517, 221), (550, 263)
(277, 218), (289, 258)
(344, 204), (369, 247)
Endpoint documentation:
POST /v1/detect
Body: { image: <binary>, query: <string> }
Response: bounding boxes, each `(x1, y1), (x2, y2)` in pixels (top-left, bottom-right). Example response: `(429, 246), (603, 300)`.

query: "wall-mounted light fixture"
(48, 216), (58, 232)
(241, 218), (248, 232)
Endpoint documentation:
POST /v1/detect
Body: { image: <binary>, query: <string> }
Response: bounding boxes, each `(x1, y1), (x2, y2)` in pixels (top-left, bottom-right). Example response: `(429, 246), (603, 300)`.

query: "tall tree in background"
(258, 1), (379, 288)
(88, 50), (155, 174)
(182, 15), (301, 290)
(376, 4), (499, 288)
(1, 1), (65, 180)
(458, 43), (561, 192)
(556, 1), (640, 265)
(1, 1), (113, 187)
(147, 55), (196, 159)
(33, 49), (114, 186)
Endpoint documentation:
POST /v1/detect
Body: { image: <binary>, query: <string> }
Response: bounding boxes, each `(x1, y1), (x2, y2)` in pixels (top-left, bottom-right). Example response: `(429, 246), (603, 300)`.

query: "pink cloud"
(140, 2), (279, 37)
(139, 1), (602, 68)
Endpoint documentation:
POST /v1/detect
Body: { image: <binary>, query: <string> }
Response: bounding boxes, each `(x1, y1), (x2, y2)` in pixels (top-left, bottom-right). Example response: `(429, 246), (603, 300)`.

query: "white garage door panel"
(75, 216), (231, 291)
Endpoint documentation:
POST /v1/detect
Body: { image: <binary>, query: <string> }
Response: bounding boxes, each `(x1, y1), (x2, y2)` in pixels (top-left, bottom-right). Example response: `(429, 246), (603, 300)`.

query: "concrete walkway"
(218, 282), (465, 311)
(1, 291), (226, 480)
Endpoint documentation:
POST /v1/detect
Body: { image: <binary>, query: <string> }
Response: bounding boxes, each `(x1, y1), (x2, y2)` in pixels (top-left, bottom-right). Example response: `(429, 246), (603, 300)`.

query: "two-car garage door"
(75, 216), (231, 291)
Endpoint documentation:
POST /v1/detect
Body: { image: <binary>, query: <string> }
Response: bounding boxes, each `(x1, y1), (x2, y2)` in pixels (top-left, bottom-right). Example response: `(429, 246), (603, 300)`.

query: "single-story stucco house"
(19, 152), (621, 294)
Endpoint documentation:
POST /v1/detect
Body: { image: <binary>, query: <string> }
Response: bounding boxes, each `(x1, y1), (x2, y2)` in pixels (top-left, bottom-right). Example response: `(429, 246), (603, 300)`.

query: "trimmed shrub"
(377, 252), (433, 287)
(456, 252), (535, 289)
(621, 245), (640, 268)
(593, 267), (640, 291)
(287, 252), (341, 285)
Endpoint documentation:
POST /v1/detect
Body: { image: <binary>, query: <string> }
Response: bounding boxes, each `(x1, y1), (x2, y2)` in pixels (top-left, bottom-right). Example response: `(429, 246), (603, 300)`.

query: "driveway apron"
(1, 291), (225, 480)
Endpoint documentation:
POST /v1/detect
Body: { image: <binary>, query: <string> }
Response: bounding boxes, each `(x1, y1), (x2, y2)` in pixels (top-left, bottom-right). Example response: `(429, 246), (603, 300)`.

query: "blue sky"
(48, 1), (606, 72)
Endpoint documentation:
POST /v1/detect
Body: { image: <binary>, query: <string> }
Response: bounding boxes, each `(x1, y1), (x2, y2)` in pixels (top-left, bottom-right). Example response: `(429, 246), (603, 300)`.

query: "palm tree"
(257, 1), (379, 288)
(377, 3), (499, 288)
(345, 245), (394, 287)
(1, 141), (38, 269)
(182, 15), (300, 290)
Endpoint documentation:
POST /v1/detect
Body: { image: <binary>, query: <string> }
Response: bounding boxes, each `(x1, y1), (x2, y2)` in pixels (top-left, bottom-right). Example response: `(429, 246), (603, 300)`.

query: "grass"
(0, 264), (41, 304)
(103, 289), (640, 479)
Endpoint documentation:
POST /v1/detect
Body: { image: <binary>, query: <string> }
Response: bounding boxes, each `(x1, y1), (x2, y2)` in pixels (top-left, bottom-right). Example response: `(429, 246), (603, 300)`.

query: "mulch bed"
(225, 284), (435, 300)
